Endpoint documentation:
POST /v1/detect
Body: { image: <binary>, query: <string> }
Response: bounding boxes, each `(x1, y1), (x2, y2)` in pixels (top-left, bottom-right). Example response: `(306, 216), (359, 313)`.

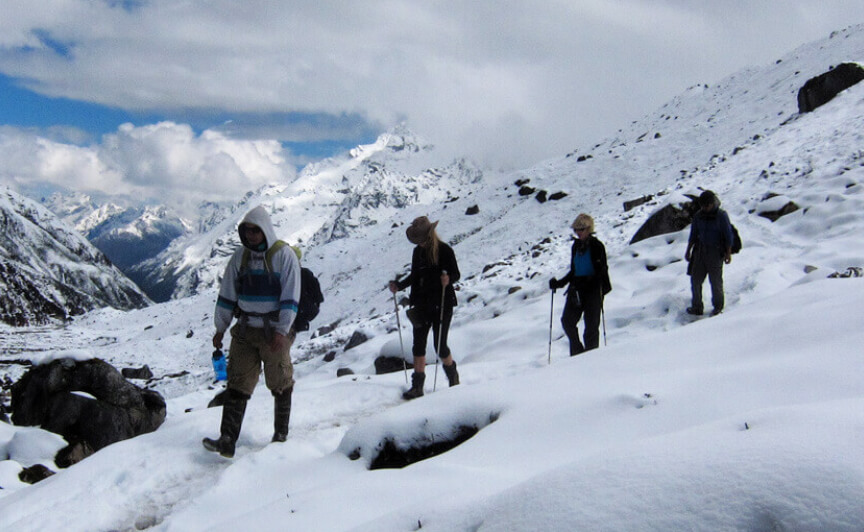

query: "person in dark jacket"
(685, 190), (733, 316)
(549, 213), (612, 356)
(389, 216), (461, 399)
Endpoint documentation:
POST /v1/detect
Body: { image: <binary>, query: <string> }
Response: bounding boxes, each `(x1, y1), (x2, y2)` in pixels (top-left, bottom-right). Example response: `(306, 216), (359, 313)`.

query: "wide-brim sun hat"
(406, 216), (438, 244)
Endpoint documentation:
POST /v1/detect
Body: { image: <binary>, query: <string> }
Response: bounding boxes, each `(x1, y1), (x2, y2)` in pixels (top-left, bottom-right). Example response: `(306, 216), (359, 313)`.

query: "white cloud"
(0, 1), (863, 170)
(0, 123), (296, 211)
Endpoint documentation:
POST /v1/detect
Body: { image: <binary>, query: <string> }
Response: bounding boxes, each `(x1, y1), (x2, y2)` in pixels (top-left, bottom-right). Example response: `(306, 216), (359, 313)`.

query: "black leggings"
(408, 306), (453, 359)
(561, 286), (602, 355)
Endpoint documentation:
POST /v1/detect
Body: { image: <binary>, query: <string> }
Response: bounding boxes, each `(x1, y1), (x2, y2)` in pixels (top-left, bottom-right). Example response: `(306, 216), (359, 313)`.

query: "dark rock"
(465, 205), (480, 215)
(18, 464), (55, 484)
(10, 358), (166, 466)
(323, 351), (337, 362)
(374, 356), (407, 375)
(758, 201), (799, 222)
(623, 195), (654, 212)
(54, 440), (95, 468)
(630, 196), (699, 244)
(367, 425), (481, 470)
(518, 186), (535, 196)
(535, 190), (548, 203)
(798, 63), (864, 113)
(514, 178), (530, 186)
(336, 368), (355, 378)
(121, 365), (153, 380)
(828, 267), (863, 278)
(508, 286), (522, 295)
(344, 330), (370, 351)
(549, 191), (568, 201)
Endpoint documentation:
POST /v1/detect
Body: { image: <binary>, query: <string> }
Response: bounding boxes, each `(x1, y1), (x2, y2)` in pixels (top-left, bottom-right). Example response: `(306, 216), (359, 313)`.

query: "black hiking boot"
(402, 372), (425, 400)
(202, 389), (248, 458)
(686, 307), (703, 316)
(443, 361), (460, 387)
(202, 435), (237, 458)
(710, 308), (723, 316)
(272, 387), (292, 443)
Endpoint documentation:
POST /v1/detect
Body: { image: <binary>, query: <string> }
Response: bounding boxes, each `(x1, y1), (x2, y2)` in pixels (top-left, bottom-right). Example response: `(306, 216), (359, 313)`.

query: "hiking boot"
(686, 307), (703, 316)
(402, 372), (425, 400)
(272, 387), (292, 443)
(443, 361), (460, 387)
(203, 389), (248, 458)
(710, 308), (723, 316)
(202, 435), (237, 458)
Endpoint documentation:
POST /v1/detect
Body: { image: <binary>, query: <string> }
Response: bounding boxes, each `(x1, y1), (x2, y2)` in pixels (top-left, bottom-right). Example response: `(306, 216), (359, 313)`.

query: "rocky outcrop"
(798, 63), (864, 113)
(0, 189), (150, 326)
(630, 195), (699, 244)
(10, 358), (166, 466)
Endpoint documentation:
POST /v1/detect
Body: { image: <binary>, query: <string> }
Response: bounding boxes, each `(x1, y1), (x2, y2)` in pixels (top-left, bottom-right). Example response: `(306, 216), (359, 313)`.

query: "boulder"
(623, 195), (654, 212)
(630, 196), (699, 244)
(798, 63), (864, 113)
(10, 358), (166, 466)
(121, 365), (154, 380)
(343, 330), (370, 351)
(758, 201), (799, 222)
(374, 356), (407, 375)
(19, 464), (55, 484)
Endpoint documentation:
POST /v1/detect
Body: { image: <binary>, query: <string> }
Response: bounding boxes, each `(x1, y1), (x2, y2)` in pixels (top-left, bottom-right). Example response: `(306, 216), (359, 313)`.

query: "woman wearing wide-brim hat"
(389, 216), (461, 399)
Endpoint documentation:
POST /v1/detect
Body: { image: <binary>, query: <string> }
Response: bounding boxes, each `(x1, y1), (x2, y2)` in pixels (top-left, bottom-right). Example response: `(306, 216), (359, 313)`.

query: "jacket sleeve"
(214, 251), (241, 333)
(720, 211), (734, 250)
(594, 239), (612, 295)
(274, 247), (302, 336)
(396, 246), (419, 291)
(557, 241), (576, 288)
(443, 244), (460, 284)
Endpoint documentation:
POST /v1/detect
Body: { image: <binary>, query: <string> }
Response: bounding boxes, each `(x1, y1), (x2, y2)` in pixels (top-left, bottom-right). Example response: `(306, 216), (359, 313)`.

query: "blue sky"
(0, 73), (376, 160)
(0, 1), (862, 210)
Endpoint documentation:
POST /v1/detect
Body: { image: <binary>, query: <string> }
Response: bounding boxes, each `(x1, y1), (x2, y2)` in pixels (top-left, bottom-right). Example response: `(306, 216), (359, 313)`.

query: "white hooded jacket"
(214, 205), (301, 336)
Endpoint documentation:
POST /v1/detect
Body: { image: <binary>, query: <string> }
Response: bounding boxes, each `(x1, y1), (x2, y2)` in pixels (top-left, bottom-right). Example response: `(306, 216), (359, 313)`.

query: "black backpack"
(295, 267), (324, 332)
(731, 224), (742, 254)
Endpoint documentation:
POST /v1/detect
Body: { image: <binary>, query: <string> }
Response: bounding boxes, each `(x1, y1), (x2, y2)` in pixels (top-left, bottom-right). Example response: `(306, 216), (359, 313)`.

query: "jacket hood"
(238, 205), (279, 251)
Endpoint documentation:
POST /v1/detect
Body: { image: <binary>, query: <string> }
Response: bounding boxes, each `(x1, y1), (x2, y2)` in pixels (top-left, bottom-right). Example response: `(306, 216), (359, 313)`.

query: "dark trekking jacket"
(396, 242), (460, 311)
(689, 208), (733, 253)
(555, 236), (612, 296)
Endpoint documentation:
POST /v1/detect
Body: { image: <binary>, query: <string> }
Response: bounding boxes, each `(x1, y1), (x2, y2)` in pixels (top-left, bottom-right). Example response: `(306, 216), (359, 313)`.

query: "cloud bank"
(0, 1), (863, 204)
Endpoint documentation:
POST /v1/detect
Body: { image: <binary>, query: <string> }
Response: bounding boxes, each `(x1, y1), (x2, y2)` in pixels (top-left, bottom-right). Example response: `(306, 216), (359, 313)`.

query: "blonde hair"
(571, 213), (595, 233)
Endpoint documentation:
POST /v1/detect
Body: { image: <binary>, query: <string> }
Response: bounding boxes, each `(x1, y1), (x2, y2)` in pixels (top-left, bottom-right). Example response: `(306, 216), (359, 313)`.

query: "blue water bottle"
(212, 349), (227, 381)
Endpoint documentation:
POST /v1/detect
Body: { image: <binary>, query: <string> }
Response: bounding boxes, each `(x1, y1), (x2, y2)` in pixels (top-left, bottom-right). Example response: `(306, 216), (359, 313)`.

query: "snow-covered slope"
(42, 192), (192, 297)
(133, 125), (485, 302)
(0, 188), (150, 326)
(1, 23), (864, 532)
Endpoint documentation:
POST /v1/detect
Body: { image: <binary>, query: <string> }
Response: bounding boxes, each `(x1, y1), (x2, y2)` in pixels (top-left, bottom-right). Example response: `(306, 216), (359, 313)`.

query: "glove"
(549, 278), (559, 290)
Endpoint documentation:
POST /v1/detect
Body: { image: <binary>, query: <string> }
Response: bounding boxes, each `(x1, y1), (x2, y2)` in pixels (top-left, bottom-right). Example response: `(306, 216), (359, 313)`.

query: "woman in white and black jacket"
(550, 213), (612, 356)
(389, 216), (461, 399)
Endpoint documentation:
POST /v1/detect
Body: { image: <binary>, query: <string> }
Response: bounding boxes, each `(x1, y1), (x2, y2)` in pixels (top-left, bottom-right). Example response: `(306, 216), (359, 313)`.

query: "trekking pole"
(601, 295), (607, 347)
(548, 288), (555, 365)
(433, 270), (447, 392)
(393, 289), (408, 383)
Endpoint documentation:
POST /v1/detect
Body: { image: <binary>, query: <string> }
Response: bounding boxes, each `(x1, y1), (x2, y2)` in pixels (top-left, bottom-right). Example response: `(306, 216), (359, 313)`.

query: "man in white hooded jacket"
(203, 205), (301, 458)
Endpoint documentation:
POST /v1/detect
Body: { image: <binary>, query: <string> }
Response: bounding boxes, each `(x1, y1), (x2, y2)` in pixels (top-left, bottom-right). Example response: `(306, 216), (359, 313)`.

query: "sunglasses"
(573, 226), (589, 232)
(242, 224), (263, 234)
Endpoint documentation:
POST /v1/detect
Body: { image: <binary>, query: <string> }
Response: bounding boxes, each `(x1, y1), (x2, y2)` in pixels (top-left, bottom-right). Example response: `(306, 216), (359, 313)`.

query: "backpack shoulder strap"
(265, 240), (289, 272)
(240, 240), (288, 273)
